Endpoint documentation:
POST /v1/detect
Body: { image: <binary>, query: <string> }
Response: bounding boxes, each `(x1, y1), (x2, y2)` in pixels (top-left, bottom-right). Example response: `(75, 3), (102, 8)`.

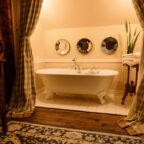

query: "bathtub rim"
(35, 68), (119, 77)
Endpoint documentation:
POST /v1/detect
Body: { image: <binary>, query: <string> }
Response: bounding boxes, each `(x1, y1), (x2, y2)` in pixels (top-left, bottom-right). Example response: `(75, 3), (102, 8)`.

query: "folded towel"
(122, 52), (140, 59)
(122, 59), (139, 66)
(123, 57), (140, 62)
(122, 52), (140, 66)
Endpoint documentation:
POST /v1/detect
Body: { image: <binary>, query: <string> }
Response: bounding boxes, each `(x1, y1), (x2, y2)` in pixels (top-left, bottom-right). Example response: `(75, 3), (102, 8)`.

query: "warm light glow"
(41, 0), (54, 17)
(38, 0), (139, 29)
(116, 0), (133, 7)
(42, 0), (48, 9)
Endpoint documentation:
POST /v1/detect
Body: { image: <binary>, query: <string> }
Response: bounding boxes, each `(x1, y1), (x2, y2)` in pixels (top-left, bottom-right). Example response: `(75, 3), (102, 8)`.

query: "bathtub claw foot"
(97, 90), (106, 104)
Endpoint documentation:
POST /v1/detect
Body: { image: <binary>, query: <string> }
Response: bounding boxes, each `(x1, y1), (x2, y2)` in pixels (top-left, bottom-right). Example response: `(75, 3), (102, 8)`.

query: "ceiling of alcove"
(39, 0), (140, 29)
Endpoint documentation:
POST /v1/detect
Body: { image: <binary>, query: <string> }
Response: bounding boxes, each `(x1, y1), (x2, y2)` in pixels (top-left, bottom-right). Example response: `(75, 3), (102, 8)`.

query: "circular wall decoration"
(55, 39), (70, 55)
(101, 37), (118, 54)
(77, 38), (92, 54)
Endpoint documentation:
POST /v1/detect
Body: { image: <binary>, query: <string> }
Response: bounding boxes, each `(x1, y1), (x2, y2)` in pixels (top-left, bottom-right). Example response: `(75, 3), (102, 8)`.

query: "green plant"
(125, 20), (140, 54)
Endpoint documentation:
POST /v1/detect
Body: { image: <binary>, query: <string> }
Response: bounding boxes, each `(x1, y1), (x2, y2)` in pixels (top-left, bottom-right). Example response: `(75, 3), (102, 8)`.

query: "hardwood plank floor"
(12, 107), (128, 135)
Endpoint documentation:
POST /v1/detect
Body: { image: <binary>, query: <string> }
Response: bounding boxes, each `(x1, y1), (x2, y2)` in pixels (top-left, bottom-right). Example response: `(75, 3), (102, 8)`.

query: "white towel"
(122, 52), (140, 59)
(122, 57), (139, 62)
(123, 59), (139, 66)
(122, 52), (140, 66)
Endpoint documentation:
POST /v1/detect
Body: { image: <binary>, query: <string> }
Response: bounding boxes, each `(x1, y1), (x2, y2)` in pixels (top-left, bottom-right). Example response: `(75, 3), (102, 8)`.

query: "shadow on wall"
(35, 74), (44, 91)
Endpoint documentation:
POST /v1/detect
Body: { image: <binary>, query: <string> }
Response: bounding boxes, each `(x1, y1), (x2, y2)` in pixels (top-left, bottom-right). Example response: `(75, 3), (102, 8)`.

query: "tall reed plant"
(125, 20), (140, 54)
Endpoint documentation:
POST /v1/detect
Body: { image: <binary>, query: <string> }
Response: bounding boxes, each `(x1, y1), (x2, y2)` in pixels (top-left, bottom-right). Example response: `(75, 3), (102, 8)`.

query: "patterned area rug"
(0, 121), (144, 144)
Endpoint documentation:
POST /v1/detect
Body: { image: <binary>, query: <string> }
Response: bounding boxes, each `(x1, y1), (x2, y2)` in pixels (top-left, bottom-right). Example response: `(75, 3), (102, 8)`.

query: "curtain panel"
(8, 0), (43, 117)
(118, 0), (144, 136)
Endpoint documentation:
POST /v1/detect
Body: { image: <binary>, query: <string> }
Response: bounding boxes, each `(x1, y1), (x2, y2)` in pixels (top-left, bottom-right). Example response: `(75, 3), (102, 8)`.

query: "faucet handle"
(72, 56), (77, 61)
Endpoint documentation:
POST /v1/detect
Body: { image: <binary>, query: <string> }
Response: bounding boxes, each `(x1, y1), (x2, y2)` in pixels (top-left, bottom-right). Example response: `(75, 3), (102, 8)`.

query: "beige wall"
(31, 25), (142, 62)
(31, 24), (143, 91)
(40, 0), (139, 29)
(12, 0), (143, 91)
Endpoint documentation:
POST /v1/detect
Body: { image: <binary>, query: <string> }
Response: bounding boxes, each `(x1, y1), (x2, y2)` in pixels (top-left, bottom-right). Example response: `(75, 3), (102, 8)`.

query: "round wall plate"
(77, 38), (92, 54)
(102, 37), (118, 54)
(55, 39), (70, 55)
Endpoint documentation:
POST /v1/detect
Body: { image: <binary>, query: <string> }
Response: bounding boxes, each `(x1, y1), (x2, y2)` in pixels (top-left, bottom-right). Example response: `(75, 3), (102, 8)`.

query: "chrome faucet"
(72, 56), (81, 73)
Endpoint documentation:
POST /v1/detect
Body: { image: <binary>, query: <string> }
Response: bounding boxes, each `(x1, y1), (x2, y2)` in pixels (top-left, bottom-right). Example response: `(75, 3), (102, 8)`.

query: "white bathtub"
(36, 68), (118, 104)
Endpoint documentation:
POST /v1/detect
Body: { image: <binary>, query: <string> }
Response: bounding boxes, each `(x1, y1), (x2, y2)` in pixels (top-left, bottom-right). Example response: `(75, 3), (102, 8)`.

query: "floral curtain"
(118, 0), (144, 136)
(8, 0), (43, 117)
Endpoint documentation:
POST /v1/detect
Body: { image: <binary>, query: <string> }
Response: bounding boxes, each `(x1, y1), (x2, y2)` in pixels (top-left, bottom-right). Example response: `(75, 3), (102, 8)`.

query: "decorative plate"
(55, 39), (70, 55)
(102, 37), (118, 54)
(77, 38), (92, 54)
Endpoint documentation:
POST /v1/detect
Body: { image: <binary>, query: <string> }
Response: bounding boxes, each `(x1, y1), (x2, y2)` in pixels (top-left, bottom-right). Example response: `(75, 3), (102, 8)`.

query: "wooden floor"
(13, 107), (128, 135)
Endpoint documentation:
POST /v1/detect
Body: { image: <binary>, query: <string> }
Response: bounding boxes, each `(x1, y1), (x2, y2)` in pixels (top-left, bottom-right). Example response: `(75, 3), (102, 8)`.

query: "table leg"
(121, 65), (130, 105)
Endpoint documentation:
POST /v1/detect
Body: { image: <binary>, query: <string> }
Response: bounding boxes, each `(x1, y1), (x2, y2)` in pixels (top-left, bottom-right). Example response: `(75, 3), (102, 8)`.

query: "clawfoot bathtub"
(36, 68), (118, 104)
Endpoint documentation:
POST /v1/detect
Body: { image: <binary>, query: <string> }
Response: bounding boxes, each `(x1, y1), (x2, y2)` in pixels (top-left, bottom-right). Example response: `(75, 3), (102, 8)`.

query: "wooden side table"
(0, 59), (7, 134)
(121, 64), (139, 105)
